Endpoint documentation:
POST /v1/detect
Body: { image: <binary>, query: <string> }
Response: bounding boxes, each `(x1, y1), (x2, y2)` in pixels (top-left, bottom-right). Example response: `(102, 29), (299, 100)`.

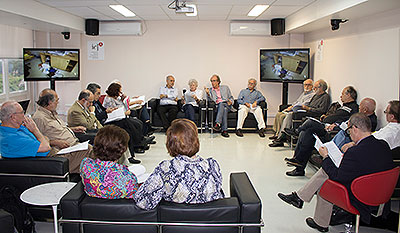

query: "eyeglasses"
(13, 111), (24, 115)
(248, 82), (256, 86)
(345, 125), (354, 135)
(384, 110), (389, 114)
(211, 80), (219, 82)
(304, 84), (313, 86)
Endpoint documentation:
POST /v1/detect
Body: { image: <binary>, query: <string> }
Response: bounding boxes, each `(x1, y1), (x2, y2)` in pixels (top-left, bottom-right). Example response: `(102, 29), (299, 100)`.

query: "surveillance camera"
(330, 19), (348, 31)
(61, 32), (70, 40)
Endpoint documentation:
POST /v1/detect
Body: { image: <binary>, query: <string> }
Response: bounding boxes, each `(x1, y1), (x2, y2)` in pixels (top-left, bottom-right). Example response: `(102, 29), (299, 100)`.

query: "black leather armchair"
(148, 98), (206, 129)
(0, 157), (70, 220)
(208, 100), (267, 131)
(60, 172), (263, 233)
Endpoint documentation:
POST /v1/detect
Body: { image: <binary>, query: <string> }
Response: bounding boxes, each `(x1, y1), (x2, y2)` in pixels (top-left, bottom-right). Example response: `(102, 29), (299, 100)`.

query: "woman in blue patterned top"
(80, 125), (139, 199)
(134, 118), (224, 210)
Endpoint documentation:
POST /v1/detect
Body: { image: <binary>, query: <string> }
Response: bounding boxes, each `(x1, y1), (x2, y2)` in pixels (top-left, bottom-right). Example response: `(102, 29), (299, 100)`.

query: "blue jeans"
(215, 102), (230, 131)
(183, 104), (198, 123)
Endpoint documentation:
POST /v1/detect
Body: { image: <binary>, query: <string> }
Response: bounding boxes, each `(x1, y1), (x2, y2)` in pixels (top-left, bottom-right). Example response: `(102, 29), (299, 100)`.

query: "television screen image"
(23, 48), (80, 81)
(260, 48), (310, 83)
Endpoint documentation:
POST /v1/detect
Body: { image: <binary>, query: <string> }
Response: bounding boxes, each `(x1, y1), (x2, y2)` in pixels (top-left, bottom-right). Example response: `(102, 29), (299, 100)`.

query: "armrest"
(60, 181), (85, 219)
(208, 101), (216, 109)
(230, 172), (261, 223)
(233, 100), (239, 109)
(148, 98), (159, 110)
(258, 101), (267, 109)
(319, 179), (359, 214)
(199, 99), (206, 108)
(0, 157), (68, 176)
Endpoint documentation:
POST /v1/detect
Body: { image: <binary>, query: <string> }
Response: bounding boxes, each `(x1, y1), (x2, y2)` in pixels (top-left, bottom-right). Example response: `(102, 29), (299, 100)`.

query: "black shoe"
(258, 128), (265, 138)
(134, 148), (145, 153)
(286, 168), (305, 176)
(286, 158), (303, 167)
(306, 217), (329, 232)
(277, 192), (304, 209)
(236, 129), (243, 137)
(144, 136), (155, 144)
(221, 131), (229, 138)
(330, 206), (355, 226)
(284, 157), (295, 162)
(269, 141), (284, 147)
(269, 135), (278, 140)
(213, 123), (221, 132)
(146, 127), (156, 136)
(147, 140), (156, 144)
(284, 128), (298, 137)
(128, 157), (141, 164)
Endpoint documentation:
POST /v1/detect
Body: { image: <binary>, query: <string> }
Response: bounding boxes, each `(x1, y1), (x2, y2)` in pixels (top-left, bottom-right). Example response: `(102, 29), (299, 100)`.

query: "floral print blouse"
(134, 154), (224, 210)
(80, 157), (139, 199)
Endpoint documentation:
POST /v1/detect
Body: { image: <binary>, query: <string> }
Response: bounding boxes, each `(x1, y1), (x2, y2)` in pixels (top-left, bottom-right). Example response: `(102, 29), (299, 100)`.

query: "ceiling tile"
(37, 0), (118, 7)
(198, 15), (228, 20)
(272, 0), (315, 6)
(196, 5), (232, 16)
(261, 5), (303, 16)
(229, 5), (254, 15)
(58, 7), (105, 17)
(124, 5), (166, 15)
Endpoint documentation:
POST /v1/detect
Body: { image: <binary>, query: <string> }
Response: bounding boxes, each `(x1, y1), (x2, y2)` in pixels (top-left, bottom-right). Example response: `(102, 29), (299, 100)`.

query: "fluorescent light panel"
(186, 4), (197, 16)
(248, 5), (269, 17)
(109, 5), (136, 17)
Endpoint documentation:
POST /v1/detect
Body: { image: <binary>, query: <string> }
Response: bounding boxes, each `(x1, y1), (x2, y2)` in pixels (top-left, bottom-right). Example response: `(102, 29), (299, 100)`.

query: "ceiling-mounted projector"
(175, 6), (194, 13)
(168, 0), (194, 14)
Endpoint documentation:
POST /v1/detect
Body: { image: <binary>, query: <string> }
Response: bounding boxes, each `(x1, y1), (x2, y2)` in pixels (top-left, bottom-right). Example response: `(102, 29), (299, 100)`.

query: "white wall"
(79, 21), (304, 123)
(304, 8), (400, 128)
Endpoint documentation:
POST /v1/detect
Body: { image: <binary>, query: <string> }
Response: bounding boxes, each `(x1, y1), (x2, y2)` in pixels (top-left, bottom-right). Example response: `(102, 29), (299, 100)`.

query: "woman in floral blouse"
(80, 125), (139, 199)
(134, 118), (224, 210)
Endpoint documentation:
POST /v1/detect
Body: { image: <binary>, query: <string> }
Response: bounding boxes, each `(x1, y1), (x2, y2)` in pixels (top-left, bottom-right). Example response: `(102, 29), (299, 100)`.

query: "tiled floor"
(37, 131), (396, 233)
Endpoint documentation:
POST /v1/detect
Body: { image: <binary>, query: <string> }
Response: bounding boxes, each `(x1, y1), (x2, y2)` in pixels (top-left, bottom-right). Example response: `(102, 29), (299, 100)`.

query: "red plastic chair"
(319, 167), (400, 233)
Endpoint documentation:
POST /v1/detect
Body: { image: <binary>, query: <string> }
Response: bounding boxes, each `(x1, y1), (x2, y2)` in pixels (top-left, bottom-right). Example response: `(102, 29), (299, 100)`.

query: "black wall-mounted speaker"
(271, 18), (285, 36)
(85, 19), (99, 36)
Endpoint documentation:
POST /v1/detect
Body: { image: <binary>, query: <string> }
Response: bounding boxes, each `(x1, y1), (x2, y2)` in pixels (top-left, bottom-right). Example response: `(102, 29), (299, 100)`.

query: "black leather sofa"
(0, 157), (71, 220)
(208, 100), (268, 131)
(60, 172), (263, 233)
(148, 98), (206, 129)
(0, 209), (14, 233)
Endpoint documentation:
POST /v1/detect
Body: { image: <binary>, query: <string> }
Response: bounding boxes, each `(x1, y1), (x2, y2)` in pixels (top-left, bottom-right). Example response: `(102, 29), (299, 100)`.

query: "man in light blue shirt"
(0, 101), (51, 158)
(158, 75), (179, 130)
(236, 78), (266, 137)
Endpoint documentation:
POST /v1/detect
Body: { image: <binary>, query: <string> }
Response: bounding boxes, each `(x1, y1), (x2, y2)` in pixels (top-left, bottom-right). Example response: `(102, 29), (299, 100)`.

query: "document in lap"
(129, 95), (145, 109)
(104, 107), (125, 123)
(128, 164), (150, 183)
(313, 134), (343, 167)
(57, 140), (89, 154)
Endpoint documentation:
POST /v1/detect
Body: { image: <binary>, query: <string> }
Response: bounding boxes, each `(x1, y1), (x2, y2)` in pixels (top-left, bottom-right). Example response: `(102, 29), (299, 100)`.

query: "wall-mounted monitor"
(23, 48), (80, 81)
(259, 48), (310, 83)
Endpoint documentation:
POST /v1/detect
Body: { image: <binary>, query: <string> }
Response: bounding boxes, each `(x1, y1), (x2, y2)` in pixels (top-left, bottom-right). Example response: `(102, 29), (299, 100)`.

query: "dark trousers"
(75, 129), (98, 145)
(183, 104), (198, 123)
(158, 104), (179, 129)
(293, 119), (329, 170)
(131, 106), (151, 134)
(106, 118), (144, 157)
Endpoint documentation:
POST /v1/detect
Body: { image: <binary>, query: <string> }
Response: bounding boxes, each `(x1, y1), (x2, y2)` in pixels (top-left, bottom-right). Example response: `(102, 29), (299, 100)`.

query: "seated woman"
(134, 119), (224, 210)
(80, 125), (139, 199)
(182, 78), (203, 123)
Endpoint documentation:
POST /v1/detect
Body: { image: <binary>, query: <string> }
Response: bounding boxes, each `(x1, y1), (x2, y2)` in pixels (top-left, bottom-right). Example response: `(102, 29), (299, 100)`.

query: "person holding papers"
(235, 78), (266, 138)
(283, 86), (359, 176)
(182, 78), (203, 123)
(80, 125), (139, 199)
(277, 113), (394, 232)
(32, 89), (92, 173)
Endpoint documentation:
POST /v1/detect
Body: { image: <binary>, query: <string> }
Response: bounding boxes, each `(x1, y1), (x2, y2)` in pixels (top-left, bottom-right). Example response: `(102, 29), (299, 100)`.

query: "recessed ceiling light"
(186, 4), (197, 16)
(109, 5), (136, 17)
(248, 5), (269, 17)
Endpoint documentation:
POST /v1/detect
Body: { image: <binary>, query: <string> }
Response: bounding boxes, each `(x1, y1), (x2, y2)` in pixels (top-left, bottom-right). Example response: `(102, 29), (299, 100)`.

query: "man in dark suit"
(277, 113), (394, 232)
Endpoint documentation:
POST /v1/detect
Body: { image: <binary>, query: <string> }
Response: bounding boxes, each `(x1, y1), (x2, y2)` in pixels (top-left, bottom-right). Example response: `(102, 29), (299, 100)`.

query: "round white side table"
(20, 182), (76, 233)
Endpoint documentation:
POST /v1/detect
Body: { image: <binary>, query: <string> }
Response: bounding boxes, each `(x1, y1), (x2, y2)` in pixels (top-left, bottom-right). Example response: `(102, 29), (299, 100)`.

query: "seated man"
(32, 88), (92, 172)
(205, 74), (234, 138)
(270, 79), (314, 140)
(284, 86), (359, 176)
(270, 79), (330, 147)
(158, 75), (179, 131)
(236, 78), (266, 138)
(371, 100), (400, 150)
(0, 101), (51, 158)
(67, 90), (102, 144)
(278, 113), (394, 232)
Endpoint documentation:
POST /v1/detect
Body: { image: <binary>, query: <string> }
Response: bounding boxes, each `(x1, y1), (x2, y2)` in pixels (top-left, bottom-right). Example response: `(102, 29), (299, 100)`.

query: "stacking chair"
(319, 167), (400, 233)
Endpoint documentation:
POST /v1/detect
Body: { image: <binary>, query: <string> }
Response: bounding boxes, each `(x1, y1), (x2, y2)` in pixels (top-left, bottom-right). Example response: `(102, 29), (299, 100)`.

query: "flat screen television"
(23, 48), (80, 81)
(259, 48), (310, 83)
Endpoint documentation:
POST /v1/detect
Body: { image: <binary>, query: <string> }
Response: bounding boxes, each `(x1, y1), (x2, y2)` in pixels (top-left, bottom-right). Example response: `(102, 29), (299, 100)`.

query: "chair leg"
(398, 210), (400, 233)
(355, 215), (360, 233)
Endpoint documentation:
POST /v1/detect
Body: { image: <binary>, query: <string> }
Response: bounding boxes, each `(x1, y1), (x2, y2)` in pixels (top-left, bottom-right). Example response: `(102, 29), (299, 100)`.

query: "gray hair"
(317, 79), (328, 91)
(248, 78), (257, 85)
(37, 89), (56, 107)
(188, 79), (198, 87)
(349, 113), (372, 132)
(78, 90), (92, 101)
(0, 101), (18, 122)
(87, 83), (101, 94)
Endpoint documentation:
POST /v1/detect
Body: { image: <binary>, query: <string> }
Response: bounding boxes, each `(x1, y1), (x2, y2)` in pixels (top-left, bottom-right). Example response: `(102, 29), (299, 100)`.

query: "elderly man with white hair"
(182, 79), (203, 123)
(236, 78), (266, 137)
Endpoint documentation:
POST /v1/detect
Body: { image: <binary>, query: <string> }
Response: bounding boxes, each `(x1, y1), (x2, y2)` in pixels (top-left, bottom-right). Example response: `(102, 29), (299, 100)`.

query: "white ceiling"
(35, 0), (317, 21)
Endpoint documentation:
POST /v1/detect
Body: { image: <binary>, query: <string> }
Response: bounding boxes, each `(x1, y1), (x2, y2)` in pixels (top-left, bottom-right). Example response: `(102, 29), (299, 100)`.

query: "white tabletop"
(20, 182), (76, 206)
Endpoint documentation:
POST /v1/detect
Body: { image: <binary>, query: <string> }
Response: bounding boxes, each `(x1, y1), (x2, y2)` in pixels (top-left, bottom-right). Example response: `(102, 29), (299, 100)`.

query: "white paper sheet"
(104, 107), (125, 123)
(313, 134), (343, 167)
(57, 141), (89, 155)
(128, 164), (149, 183)
(129, 95), (145, 109)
